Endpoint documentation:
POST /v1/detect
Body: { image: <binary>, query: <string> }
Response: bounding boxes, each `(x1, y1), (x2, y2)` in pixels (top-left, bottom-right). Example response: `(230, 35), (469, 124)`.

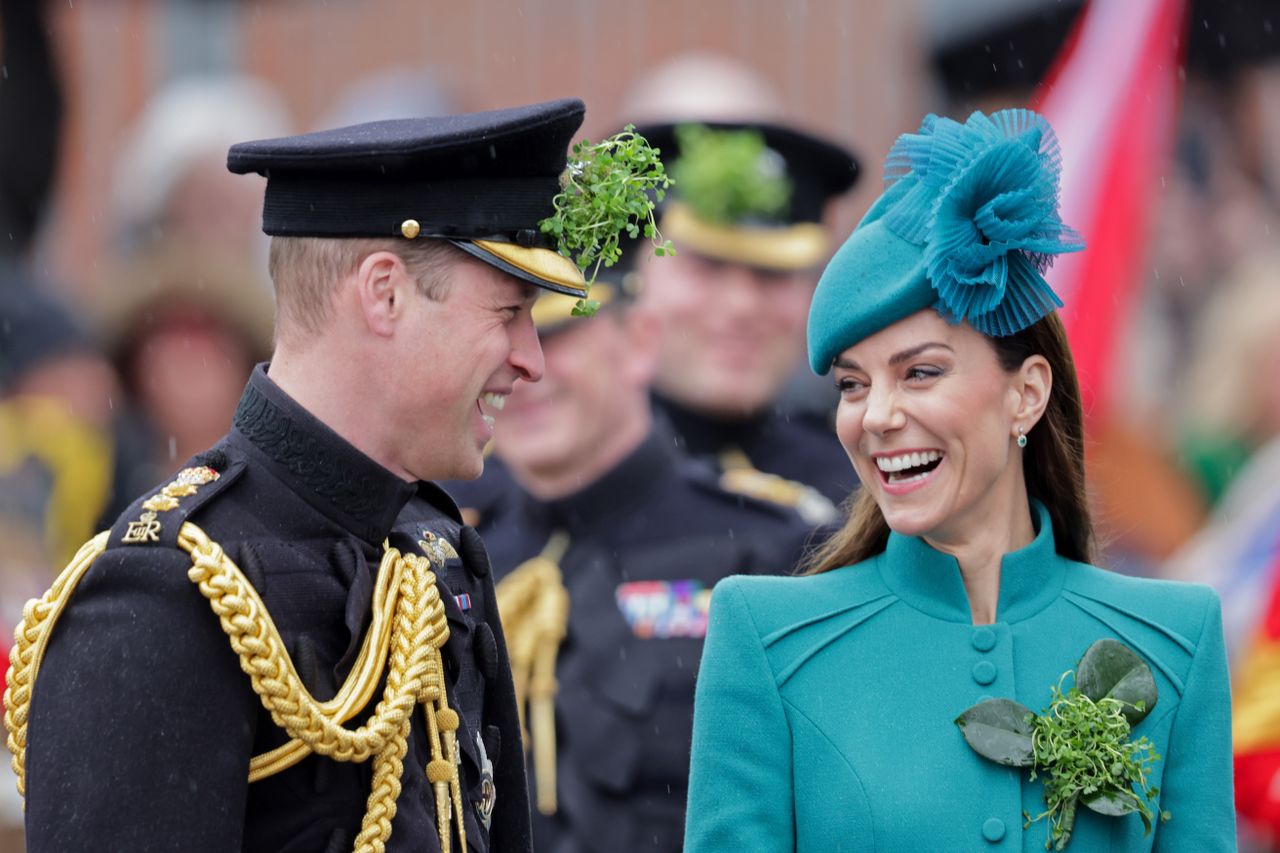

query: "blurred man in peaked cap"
(624, 55), (863, 525)
(19, 98), (592, 853)
(468, 281), (813, 853)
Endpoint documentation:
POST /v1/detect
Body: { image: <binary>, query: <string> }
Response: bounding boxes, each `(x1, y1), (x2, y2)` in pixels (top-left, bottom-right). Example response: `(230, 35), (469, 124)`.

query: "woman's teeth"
(875, 450), (944, 483)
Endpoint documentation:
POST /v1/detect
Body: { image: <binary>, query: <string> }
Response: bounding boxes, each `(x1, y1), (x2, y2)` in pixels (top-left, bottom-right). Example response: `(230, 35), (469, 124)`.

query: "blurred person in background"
(1163, 252), (1280, 850)
(472, 284), (812, 853)
(1166, 252), (1280, 658)
(91, 74), (288, 515)
(110, 73), (292, 264)
(1176, 251), (1280, 510)
(0, 268), (118, 626)
(624, 54), (861, 523)
(91, 245), (275, 503)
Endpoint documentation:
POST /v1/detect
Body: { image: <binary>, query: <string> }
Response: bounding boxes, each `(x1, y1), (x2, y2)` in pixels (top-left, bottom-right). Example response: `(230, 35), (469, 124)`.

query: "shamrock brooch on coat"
(955, 639), (1168, 850)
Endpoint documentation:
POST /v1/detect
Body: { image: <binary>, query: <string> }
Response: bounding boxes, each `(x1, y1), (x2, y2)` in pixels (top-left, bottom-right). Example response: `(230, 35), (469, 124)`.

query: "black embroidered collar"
(231, 364), (416, 543)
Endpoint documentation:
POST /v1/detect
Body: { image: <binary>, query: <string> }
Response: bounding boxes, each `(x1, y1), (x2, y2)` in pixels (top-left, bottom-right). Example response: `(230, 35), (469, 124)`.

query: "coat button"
(474, 623), (499, 681)
(971, 626), (996, 651)
(972, 660), (997, 685)
(982, 817), (1006, 842)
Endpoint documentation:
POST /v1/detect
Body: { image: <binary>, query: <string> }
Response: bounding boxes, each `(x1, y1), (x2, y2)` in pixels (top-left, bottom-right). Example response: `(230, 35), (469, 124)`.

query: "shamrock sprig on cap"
(955, 639), (1168, 850)
(540, 125), (675, 316)
(670, 124), (792, 225)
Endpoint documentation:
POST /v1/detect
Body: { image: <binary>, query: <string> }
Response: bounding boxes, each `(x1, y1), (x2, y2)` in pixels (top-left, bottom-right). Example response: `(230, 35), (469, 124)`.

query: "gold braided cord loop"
(4, 522), (464, 853)
(4, 532), (110, 797)
(184, 525), (433, 765)
(246, 545), (406, 781)
(495, 531), (570, 816)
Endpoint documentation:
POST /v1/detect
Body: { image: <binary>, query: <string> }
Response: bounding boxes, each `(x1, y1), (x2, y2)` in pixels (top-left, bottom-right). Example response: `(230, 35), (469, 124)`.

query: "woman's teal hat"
(807, 109), (1084, 374)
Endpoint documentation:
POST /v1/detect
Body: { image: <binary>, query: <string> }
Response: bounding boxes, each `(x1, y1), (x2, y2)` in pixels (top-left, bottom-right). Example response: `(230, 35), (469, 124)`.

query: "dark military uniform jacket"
(653, 392), (857, 517)
(24, 365), (531, 853)
(467, 428), (814, 853)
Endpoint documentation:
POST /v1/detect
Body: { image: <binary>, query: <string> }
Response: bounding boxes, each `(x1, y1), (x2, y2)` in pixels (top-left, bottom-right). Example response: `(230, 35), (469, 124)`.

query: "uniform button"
(982, 817), (1006, 842)
(972, 660), (997, 685)
(977, 694), (994, 704)
(971, 626), (996, 652)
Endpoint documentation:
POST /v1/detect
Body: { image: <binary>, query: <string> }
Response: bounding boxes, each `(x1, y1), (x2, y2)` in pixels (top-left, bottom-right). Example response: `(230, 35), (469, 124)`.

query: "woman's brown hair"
(801, 310), (1095, 574)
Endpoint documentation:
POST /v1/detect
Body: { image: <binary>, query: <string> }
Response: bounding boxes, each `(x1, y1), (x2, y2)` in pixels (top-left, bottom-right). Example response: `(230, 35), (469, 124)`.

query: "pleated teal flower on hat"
(807, 108), (1083, 374)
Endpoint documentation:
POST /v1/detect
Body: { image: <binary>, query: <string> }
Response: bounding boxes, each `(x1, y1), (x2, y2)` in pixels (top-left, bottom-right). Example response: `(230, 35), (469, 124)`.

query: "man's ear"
(1012, 353), (1053, 435)
(356, 250), (414, 337)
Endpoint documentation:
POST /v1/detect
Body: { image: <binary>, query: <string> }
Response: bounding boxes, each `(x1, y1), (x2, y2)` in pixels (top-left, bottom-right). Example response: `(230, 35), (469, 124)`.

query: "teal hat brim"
(807, 178), (934, 374)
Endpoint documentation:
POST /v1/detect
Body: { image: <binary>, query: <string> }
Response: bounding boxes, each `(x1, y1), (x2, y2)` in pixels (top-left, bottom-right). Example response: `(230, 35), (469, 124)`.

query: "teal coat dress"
(684, 504), (1235, 851)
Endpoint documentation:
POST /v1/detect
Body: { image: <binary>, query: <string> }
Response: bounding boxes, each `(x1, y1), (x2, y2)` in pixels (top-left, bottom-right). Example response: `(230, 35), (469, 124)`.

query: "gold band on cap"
(661, 200), (830, 271)
(471, 240), (588, 297)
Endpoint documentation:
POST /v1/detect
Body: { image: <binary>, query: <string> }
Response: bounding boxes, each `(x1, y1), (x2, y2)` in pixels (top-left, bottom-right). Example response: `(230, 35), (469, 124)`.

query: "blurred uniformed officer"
(620, 56), (862, 521)
(13, 98), (596, 853)
(465, 287), (813, 852)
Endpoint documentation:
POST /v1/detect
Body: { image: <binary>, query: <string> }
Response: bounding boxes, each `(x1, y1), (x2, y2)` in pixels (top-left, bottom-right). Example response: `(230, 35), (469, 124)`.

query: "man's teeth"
(480, 392), (506, 411)
(875, 450), (943, 473)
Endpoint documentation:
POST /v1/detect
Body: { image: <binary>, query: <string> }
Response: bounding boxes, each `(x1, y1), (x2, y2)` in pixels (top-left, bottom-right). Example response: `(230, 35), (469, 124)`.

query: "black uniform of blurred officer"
(468, 286), (814, 852)
(630, 119), (861, 522)
(13, 98), (597, 853)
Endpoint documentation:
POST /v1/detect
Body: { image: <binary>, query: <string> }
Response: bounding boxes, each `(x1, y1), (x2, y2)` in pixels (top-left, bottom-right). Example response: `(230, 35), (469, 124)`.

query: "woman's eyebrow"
(888, 342), (954, 366)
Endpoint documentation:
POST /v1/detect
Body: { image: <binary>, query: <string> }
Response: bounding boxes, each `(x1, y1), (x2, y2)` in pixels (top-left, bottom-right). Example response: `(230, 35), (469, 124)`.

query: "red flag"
(1033, 0), (1187, 422)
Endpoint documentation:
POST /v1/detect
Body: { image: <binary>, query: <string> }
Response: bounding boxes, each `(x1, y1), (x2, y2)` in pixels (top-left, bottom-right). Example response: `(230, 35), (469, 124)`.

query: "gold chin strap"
(494, 531), (570, 816)
(4, 524), (465, 853)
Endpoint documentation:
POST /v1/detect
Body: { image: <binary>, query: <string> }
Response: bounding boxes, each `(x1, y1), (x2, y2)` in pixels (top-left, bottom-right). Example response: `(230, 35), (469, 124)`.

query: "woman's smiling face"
(833, 309), (1034, 544)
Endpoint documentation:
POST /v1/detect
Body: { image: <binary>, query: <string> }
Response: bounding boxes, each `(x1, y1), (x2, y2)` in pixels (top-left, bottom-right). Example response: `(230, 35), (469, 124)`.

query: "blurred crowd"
(2, 0), (1279, 850)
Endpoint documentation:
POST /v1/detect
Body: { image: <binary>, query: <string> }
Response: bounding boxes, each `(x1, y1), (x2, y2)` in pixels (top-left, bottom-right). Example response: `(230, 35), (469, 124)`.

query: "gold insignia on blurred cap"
(400, 219), (422, 239)
(530, 283), (617, 332)
(661, 200), (829, 271)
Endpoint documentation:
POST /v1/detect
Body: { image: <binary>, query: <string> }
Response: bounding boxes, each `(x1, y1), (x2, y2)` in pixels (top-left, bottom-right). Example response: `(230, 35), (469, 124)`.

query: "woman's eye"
(836, 377), (867, 394)
(905, 366), (943, 381)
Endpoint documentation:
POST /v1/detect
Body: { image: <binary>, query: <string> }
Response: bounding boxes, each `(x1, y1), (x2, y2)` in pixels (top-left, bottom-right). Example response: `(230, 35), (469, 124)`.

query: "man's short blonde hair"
(268, 236), (460, 344)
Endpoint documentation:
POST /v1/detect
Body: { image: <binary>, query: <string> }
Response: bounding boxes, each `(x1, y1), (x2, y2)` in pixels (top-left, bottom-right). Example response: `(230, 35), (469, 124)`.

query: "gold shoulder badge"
(128, 466), (222, 541)
(718, 467), (837, 525)
(122, 510), (162, 544)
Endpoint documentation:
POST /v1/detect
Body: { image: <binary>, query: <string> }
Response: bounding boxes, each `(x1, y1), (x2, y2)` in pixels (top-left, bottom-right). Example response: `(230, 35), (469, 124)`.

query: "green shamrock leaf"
(954, 698), (1035, 767)
(1076, 638), (1158, 725)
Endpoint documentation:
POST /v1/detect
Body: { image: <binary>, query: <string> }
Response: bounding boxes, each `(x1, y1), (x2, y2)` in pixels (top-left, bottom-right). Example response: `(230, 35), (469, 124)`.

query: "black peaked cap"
(227, 98), (585, 247)
(635, 120), (859, 224)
